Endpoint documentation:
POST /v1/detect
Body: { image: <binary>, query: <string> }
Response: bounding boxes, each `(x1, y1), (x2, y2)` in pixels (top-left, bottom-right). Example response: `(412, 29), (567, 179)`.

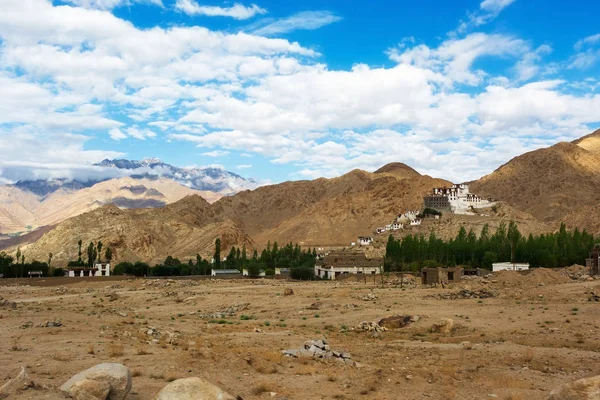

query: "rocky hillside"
(0, 177), (220, 235)
(12, 165), (450, 264)
(471, 140), (600, 222)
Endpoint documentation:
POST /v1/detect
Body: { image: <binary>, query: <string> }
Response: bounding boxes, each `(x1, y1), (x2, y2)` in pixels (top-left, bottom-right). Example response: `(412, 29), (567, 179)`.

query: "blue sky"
(0, 0), (599, 185)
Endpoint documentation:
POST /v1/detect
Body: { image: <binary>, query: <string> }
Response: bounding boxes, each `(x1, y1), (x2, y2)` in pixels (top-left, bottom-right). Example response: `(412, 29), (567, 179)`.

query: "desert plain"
(0, 268), (599, 400)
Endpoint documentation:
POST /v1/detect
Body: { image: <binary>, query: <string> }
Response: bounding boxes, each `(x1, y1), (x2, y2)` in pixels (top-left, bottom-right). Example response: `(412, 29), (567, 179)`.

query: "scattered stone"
(0, 296), (16, 309)
(0, 367), (35, 399)
(19, 321), (34, 329)
(430, 318), (454, 334)
(108, 293), (120, 302)
(428, 289), (496, 300)
(68, 379), (111, 400)
(61, 363), (132, 400)
(38, 319), (62, 328)
(283, 288), (294, 296)
(207, 303), (250, 319)
(378, 315), (419, 329)
(307, 302), (322, 310)
(360, 293), (377, 301)
(588, 291), (600, 302)
(355, 321), (387, 332)
(282, 339), (353, 364)
(548, 374), (600, 399)
(153, 377), (235, 400)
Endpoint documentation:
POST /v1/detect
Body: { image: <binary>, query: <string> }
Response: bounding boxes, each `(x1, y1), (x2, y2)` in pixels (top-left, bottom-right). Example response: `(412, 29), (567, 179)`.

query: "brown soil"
(1, 273), (598, 399)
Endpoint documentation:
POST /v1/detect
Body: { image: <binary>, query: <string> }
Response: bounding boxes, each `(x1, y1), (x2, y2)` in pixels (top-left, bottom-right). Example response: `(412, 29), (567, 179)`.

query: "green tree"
(77, 239), (83, 264)
(48, 252), (53, 268)
(105, 247), (113, 262)
(507, 221), (522, 265)
(87, 242), (97, 268)
(97, 241), (103, 263)
(214, 238), (221, 269)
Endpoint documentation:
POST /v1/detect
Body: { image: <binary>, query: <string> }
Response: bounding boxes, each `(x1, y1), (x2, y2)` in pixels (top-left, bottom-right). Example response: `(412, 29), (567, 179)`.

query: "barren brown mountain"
(0, 177), (221, 235)
(471, 140), (600, 222)
(11, 166), (450, 264)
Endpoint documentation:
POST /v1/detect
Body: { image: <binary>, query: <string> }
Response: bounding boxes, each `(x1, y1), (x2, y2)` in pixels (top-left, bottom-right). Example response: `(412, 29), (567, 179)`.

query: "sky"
(0, 0), (600, 185)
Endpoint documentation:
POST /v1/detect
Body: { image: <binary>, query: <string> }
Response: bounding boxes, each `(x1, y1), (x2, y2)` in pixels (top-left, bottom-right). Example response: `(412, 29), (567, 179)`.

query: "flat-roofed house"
(314, 251), (383, 280)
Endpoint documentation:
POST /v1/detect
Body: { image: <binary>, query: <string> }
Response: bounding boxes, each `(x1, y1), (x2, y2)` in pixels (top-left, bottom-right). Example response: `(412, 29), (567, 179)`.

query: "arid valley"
(1, 268), (599, 399)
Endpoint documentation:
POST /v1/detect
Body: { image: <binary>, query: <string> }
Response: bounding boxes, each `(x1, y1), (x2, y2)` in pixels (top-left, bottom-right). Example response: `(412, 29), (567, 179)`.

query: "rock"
(0, 367), (35, 399)
(68, 379), (111, 400)
(430, 318), (454, 334)
(61, 363), (132, 400)
(306, 302), (321, 310)
(548, 375), (600, 400)
(153, 377), (235, 400)
(378, 315), (412, 329)
(283, 288), (294, 296)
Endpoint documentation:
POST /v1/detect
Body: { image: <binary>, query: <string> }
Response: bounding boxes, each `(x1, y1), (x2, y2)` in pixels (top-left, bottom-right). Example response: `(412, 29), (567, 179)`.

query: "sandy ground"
(1, 271), (599, 400)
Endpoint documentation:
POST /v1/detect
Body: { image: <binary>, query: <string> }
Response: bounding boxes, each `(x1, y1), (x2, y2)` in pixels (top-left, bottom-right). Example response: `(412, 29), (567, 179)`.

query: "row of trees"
(385, 222), (596, 271)
(67, 240), (112, 267)
(113, 239), (318, 279)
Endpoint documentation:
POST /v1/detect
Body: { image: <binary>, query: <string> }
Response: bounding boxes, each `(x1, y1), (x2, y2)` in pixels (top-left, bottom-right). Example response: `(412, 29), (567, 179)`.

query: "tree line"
(113, 239), (318, 279)
(385, 221), (595, 272)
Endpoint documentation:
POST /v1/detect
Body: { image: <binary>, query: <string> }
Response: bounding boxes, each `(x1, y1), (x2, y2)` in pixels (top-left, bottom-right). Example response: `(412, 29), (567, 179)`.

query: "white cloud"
(514, 44), (553, 82)
(109, 128), (127, 140)
(389, 33), (528, 85)
(574, 33), (600, 51)
(62, 0), (163, 10)
(1, 0), (599, 186)
(175, 0), (266, 19)
(455, 0), (517, 35)
(202, 150), (230, 157)
(247, 11), (341, 36)
(236, 164), (252, 169)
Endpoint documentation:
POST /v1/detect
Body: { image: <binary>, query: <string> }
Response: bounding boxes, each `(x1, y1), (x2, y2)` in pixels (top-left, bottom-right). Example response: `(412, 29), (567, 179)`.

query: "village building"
(314, 251), (383, 280)
(274, 268), (290, 276)
(27, 270), (43, 278)
(410, 219), (422, 226)
(421, 267), (463, 285)
(358, 236), (374, 246)
(492, 262), (530, 272)
(585, 245), (600, 275)
(242, 269), (266, 277)
(64, 263), (111, 278)
(424, 184), (491, 214)
(211, 269), (241, 277)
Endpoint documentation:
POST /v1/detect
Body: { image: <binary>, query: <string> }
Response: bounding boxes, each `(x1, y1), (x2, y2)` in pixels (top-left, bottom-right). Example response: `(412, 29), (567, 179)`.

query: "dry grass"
(295, 364), (317, 375)
(107, 342), (124, 357)
(251, 382), (273, 395)
(132, 370), (143, 377)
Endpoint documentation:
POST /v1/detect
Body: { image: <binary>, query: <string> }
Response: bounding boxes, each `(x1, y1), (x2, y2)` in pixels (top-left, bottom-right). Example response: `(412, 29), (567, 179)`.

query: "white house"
(358, 236), (374, 246)
(314, 251), (383, 280)
(211, 269), (241, 277)
(64, 263), (111, 278)
(492, 262), (530, 272)
(391, 222), (403, 230)
(410, 219), (422, 226)
(242, 269), (266, 277)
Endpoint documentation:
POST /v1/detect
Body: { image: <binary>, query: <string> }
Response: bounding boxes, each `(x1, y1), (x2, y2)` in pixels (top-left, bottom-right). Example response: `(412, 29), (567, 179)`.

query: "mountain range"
(2, 130), (600, 266)
(0, 159), (256, 235)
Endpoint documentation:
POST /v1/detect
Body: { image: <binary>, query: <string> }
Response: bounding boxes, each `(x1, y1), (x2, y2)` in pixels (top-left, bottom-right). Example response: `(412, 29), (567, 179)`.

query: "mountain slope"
(572, 128), (600, 155)
(13, 164), (451, 264)
(18, 198), (253, 265)
(471, 141), (600, 222)
(0, 177), (220, 234)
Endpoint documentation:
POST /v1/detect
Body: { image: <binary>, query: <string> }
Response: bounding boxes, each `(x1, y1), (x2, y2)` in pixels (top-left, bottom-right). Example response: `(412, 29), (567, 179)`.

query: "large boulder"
(61, 363), (132, 400)
(548, 375), (600, 399)
(430, 318), (454, 334)
(0, 367), (35, 399)
(378, 315), (412, 329)
(68, 379), (111, 400)
(153, 377), (235, 400)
